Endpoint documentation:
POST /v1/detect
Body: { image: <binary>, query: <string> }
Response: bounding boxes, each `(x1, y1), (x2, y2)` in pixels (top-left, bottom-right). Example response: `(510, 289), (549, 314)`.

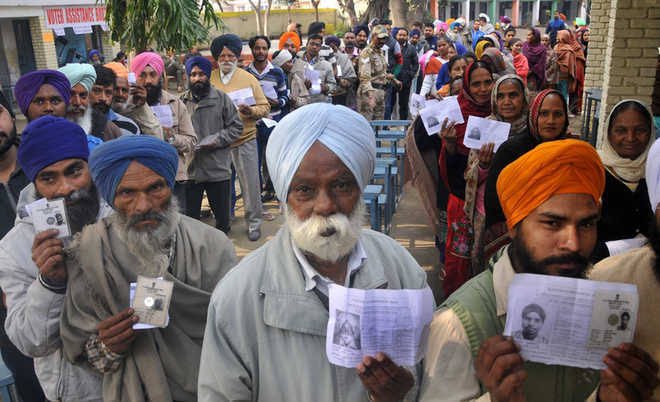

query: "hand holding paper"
(97, 307), (138, 354)
(463, 116), (511, 152)
(475, 335), (527, 402)
(227, 88), (256, 107)
(357, 353), (415, 402)
(325, 285), (434, 368)
(504, 274), (639, 370)
(419, 96), (464, 135)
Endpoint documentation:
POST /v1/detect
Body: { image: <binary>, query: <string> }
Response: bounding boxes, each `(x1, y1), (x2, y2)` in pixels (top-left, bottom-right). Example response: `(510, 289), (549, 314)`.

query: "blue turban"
(88, 49), (102, 62)
(410, 28), (421, 37)
(324, 35), (341, 48)
(13, 70), (71, 116)
(58, 63), (97, 92)
(211, 34), (243, 60)
(266, 103), (376, 202)
(17, 116), (89, 182)
(89, 135), (178, 207)
(185, 56), (212, 79)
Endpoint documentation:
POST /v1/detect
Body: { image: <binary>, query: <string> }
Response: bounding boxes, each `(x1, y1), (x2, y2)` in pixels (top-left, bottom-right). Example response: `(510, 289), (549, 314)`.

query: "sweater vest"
(441, 257), (600, 401)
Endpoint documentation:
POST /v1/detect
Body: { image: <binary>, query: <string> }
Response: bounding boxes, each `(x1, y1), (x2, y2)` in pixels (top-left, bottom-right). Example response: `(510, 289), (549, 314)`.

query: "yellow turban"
(104, 61), (128, 79)
(497, 139), (605, 229)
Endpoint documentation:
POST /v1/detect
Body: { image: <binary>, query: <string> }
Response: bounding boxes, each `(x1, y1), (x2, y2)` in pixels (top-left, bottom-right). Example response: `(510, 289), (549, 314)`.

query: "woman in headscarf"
(474, 37), (495, 59)
(523, 28), (547, 91)
(480, 47), (515, 80)
(592, 100), (656, 262)
(566, 30), (586, 114)
(438, 61), (494, 296)
(435, 55), (468, 97)
(484, 89), (569, 236)
(554, 30), (585, 115)
(509, 38), (529, 85)
(465, 74), (529, 273)
(542, 34), (558, 88)
(577, 27), (590, 58)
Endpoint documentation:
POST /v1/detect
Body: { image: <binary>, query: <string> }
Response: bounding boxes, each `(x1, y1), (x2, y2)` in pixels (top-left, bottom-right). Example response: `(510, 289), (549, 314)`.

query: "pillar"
(29, 16), (58, 70)
(512, 0), (520, 25)
(464, 0), (471, 22)
(532, 0), (540, 25)
(490, 0), (497, 19)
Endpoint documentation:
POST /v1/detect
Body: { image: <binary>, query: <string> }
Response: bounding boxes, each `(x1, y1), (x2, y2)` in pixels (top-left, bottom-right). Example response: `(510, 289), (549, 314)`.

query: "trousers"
(186, 180), (231, 233)
(230, 139), (263, 232)
(358, 88), (385, 121)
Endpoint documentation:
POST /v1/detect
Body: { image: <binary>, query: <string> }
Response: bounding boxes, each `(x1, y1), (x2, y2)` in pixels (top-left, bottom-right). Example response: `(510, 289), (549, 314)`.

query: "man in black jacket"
(387, 27), (418, 120)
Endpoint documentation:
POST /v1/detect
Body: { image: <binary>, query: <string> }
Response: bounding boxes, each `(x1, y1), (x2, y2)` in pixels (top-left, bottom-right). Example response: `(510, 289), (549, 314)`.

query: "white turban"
(646, 140), (660, 213)
(266, 103), (376, 202)
(272, 49), (293, 68)
(58, 63), (97, 92)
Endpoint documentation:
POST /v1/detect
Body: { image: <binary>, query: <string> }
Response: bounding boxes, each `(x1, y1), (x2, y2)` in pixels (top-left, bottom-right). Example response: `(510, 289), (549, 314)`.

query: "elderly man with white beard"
(58, 63), (97, 134)
(199, 103), (431, 402)
(59, 135), (237, 402)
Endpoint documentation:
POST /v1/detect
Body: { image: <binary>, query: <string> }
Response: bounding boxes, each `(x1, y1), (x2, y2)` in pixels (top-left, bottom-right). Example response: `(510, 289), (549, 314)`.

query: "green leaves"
(104, 0), (221, 52)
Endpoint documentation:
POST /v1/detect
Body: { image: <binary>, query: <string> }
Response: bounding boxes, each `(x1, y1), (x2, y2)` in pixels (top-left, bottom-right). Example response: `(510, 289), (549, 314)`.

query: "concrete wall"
(212, 8), (346, 40)
(584, 0), (659, 146)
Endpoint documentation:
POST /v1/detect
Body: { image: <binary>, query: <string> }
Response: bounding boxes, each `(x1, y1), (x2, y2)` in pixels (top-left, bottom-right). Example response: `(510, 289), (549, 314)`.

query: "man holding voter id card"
(199, 104), (431, 402)
(420, 139), (659, 401)
(59, 135), (237, 401)
(0, 116), (112, 401)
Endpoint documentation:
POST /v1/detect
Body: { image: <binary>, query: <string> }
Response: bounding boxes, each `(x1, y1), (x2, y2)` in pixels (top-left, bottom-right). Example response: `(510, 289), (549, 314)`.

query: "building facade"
(432, 0), (587, 27)
(0, 0), (115, 110)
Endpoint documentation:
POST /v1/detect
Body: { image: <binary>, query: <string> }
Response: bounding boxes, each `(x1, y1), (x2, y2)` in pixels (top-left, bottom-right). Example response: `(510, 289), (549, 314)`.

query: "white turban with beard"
(265, 103), (376, 203)
(266, 103), (375, 262)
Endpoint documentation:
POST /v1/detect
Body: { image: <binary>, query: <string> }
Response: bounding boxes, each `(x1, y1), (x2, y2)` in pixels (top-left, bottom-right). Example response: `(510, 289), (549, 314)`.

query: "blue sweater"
(246, 62), (289, 120)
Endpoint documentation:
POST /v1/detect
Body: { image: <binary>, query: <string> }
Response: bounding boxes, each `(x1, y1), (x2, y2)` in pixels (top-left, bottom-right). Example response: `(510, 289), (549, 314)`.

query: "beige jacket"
(159, 90), (198, 181)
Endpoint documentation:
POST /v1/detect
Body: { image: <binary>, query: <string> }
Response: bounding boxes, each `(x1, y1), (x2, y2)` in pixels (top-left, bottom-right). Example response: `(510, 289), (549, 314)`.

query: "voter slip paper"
(504, 273), (638, 370)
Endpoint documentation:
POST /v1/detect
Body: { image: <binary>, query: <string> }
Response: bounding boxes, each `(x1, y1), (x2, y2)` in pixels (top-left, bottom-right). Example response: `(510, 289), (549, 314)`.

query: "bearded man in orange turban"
(420, 139), (659, 402)
(279, 31), (301, 54)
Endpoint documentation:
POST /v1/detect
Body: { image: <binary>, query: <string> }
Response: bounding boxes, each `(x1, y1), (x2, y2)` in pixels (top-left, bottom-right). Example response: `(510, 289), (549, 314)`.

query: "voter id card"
(131, 276), (174, 328)
(587, 289), (638, 349)
(26, 198), (71, 239)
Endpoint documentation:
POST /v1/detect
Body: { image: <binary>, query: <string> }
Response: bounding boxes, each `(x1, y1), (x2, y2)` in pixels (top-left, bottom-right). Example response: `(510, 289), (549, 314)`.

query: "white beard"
(286, 202), (365, 263)
(113, 197), (179, 276)
(69, 106), (93, 134)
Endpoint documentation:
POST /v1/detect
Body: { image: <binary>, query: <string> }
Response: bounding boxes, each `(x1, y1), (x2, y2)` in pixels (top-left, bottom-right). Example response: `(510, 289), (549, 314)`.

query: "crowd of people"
(0, 8), (657, 402)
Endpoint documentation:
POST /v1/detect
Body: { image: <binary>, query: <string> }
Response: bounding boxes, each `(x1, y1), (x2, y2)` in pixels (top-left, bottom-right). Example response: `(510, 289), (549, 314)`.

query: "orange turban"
(496, 139), (605, 229)
(279, 31), (301, 52)
(104, 62), (128, 79)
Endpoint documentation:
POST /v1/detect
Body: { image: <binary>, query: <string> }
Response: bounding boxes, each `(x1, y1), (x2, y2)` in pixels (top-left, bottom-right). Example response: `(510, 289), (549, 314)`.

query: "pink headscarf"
(130, 52), (164, 77)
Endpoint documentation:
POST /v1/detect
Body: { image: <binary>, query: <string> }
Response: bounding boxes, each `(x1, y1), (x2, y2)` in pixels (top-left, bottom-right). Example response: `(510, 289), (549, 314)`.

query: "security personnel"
(357, 25), (400, 120)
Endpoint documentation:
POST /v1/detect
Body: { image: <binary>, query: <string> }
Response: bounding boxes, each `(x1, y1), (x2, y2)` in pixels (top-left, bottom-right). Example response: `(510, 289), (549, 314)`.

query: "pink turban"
(130, 52), (164, 77)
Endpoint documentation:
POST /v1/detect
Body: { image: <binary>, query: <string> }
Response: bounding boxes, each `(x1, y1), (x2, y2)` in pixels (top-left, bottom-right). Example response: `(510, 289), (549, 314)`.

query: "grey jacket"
(0, 183), (113, 401)
(182, 87), (243, 182)
(199, 227), (431, 402)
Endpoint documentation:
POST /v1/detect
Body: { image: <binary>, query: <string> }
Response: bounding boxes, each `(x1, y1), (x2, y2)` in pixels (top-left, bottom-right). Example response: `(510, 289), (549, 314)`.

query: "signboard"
(43, 6), (106, 31)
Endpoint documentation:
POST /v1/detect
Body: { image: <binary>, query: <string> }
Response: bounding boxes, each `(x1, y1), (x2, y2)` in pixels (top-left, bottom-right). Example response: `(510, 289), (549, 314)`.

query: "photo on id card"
(131, 276), (174, 328)
(587, 290), (638, 349)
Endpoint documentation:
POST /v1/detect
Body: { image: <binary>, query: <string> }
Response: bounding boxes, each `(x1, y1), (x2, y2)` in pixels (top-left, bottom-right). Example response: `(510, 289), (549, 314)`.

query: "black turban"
(211, 34), (243, 60)
(308, 21), (325, 36)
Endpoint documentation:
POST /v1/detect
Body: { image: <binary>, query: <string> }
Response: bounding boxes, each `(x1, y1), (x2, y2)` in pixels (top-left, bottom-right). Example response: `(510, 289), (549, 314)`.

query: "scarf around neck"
(598, 99), (656, 184)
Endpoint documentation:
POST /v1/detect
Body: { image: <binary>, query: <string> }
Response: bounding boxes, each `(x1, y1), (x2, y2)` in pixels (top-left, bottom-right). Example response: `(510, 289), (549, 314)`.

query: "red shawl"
(438, 61), (492, 188)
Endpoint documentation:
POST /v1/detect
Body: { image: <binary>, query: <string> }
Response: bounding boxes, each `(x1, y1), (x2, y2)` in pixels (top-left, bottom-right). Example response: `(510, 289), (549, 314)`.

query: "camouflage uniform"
(357, 26), (391, 121)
